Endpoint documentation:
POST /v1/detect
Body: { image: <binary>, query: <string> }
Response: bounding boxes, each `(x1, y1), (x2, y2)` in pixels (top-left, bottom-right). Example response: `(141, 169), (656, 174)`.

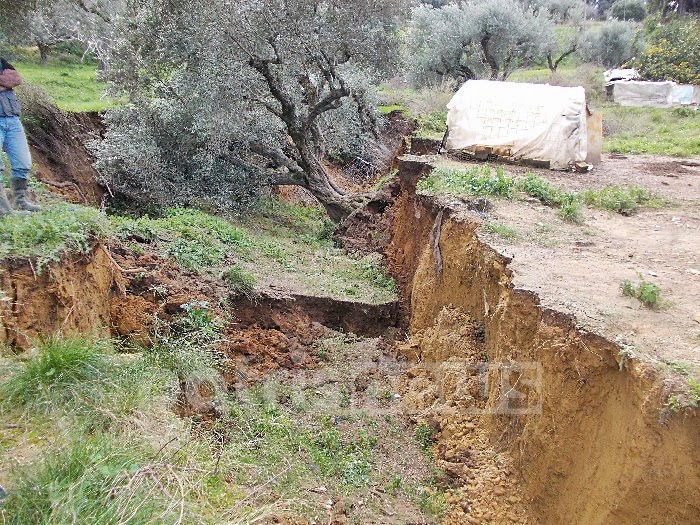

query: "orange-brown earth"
(3, 99), (699, 523)
(380, 157), (700, 525)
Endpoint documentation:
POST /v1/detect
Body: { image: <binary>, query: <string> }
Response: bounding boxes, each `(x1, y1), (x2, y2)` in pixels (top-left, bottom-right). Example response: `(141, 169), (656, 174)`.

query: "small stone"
(312, 486), (328, 494)
(494, 486), (506, 496)
(694, 313), (700, 324)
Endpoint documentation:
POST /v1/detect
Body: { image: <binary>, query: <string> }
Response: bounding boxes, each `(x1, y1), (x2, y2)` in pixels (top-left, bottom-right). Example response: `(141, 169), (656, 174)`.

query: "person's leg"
(0, 117), (6, 175)
(3, 116), (31, 180)
(4, 116), (40, 212)
(0, 118), (17, 217)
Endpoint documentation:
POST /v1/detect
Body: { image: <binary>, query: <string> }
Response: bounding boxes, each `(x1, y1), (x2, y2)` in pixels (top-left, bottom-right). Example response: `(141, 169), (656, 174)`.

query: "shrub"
(579, 20), (641, 67)
(633, 18), (700, 84)
(609, 0), (647, 21)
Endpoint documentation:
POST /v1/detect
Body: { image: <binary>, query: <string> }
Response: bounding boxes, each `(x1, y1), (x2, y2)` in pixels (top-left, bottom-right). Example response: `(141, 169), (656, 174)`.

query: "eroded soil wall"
(386, 160), (700, 524)
(0, 245), (116, 347)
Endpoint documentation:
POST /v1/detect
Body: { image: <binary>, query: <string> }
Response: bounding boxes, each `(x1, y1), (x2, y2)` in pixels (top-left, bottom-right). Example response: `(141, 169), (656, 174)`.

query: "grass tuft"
(482, 222), (520, 241)
(222, 265), (257, 298)
(0, 335), (111, 411)
(1, 435), (164, 525)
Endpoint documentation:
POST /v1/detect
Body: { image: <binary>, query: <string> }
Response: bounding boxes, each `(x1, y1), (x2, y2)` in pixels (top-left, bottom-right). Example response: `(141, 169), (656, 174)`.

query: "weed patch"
(112, 208), (251, 272)
(420, 167), (668, 223)
(222, 265), (256, 298)
(620, 275), (662, 307)
(418, 165), (516, 198)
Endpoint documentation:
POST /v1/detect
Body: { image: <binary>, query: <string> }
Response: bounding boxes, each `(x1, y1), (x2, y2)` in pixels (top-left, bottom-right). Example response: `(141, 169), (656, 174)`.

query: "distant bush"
(609, 0), (647, 21)
(578, 20), (641, 67)
(633, 18), (700, 84)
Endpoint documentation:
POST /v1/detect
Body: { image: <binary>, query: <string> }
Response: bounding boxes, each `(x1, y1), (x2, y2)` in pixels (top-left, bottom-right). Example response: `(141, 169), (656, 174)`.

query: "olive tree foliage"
(404, 0), (552, 85)
(609, 0), (647, 20)
(94, 0), (404, 221)
(531, 0), (589, 72)
(531, 0), (587, 21)
(0, 0), (122, 64)
(578, 19), (640, 67)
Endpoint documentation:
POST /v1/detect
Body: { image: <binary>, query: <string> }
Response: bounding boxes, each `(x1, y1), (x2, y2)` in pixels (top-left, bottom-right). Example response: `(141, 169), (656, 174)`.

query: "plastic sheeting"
(445, 80), (587, 169)
(604, 68), (639, 82)
(611, 81), (700, 108)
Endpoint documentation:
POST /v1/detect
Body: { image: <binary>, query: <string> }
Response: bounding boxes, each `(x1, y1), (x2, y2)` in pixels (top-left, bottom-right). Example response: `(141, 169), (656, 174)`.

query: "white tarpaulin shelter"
(607, 77), (700, 108)
(445, 80), (588, 169)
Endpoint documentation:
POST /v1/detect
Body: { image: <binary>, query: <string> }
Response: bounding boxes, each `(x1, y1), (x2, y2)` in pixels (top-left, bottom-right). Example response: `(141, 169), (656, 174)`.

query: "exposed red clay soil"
(23, 103), (105, 206)
(0, 244), (114, 347)
(0, 242), (227, 349)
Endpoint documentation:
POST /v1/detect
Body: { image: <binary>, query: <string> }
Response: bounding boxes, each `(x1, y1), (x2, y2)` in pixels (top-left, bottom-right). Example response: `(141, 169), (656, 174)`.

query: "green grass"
(418, 165), (517, 198)
(482, 222), (521, 241)
(221, 265), (257, 298)
(602, 105), (700, 157)
(0, 336), (111, 411)
(414, 109), (447, 139)
(0, 202), (110, 272)
(377, 104), (408, 115)
(0, 197), (396, 303)
(2, 434), (166, 525)
(112, 207), (252, 272)
(14, 58), (118, 112)
(580, 185), (667, 215)
(419, 166), (670, 224)
(0, 328), (437, 522)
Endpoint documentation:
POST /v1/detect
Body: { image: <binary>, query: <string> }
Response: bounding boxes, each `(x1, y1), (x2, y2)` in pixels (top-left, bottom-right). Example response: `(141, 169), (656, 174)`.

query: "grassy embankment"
(4, 48), (117, 112)
(0, 198), (448, 523)
(0, 197), (397, 303)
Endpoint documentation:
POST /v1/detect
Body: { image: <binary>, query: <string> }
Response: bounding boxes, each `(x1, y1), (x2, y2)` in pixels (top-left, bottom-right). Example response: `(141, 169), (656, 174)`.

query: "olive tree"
(0, 0), (121, 64)
(538, 0), (589, 72)
(578, 20), (640, 67)
(404, 0), (551, 85)
(95, 0), (404, 221)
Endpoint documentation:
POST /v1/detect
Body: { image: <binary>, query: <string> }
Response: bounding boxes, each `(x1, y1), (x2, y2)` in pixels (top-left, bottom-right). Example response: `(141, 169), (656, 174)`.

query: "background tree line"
(1, 0), (699, 220)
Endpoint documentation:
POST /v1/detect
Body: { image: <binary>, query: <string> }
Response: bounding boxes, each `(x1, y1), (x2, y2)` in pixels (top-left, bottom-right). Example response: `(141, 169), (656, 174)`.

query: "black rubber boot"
(10, 178), (41, 212)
